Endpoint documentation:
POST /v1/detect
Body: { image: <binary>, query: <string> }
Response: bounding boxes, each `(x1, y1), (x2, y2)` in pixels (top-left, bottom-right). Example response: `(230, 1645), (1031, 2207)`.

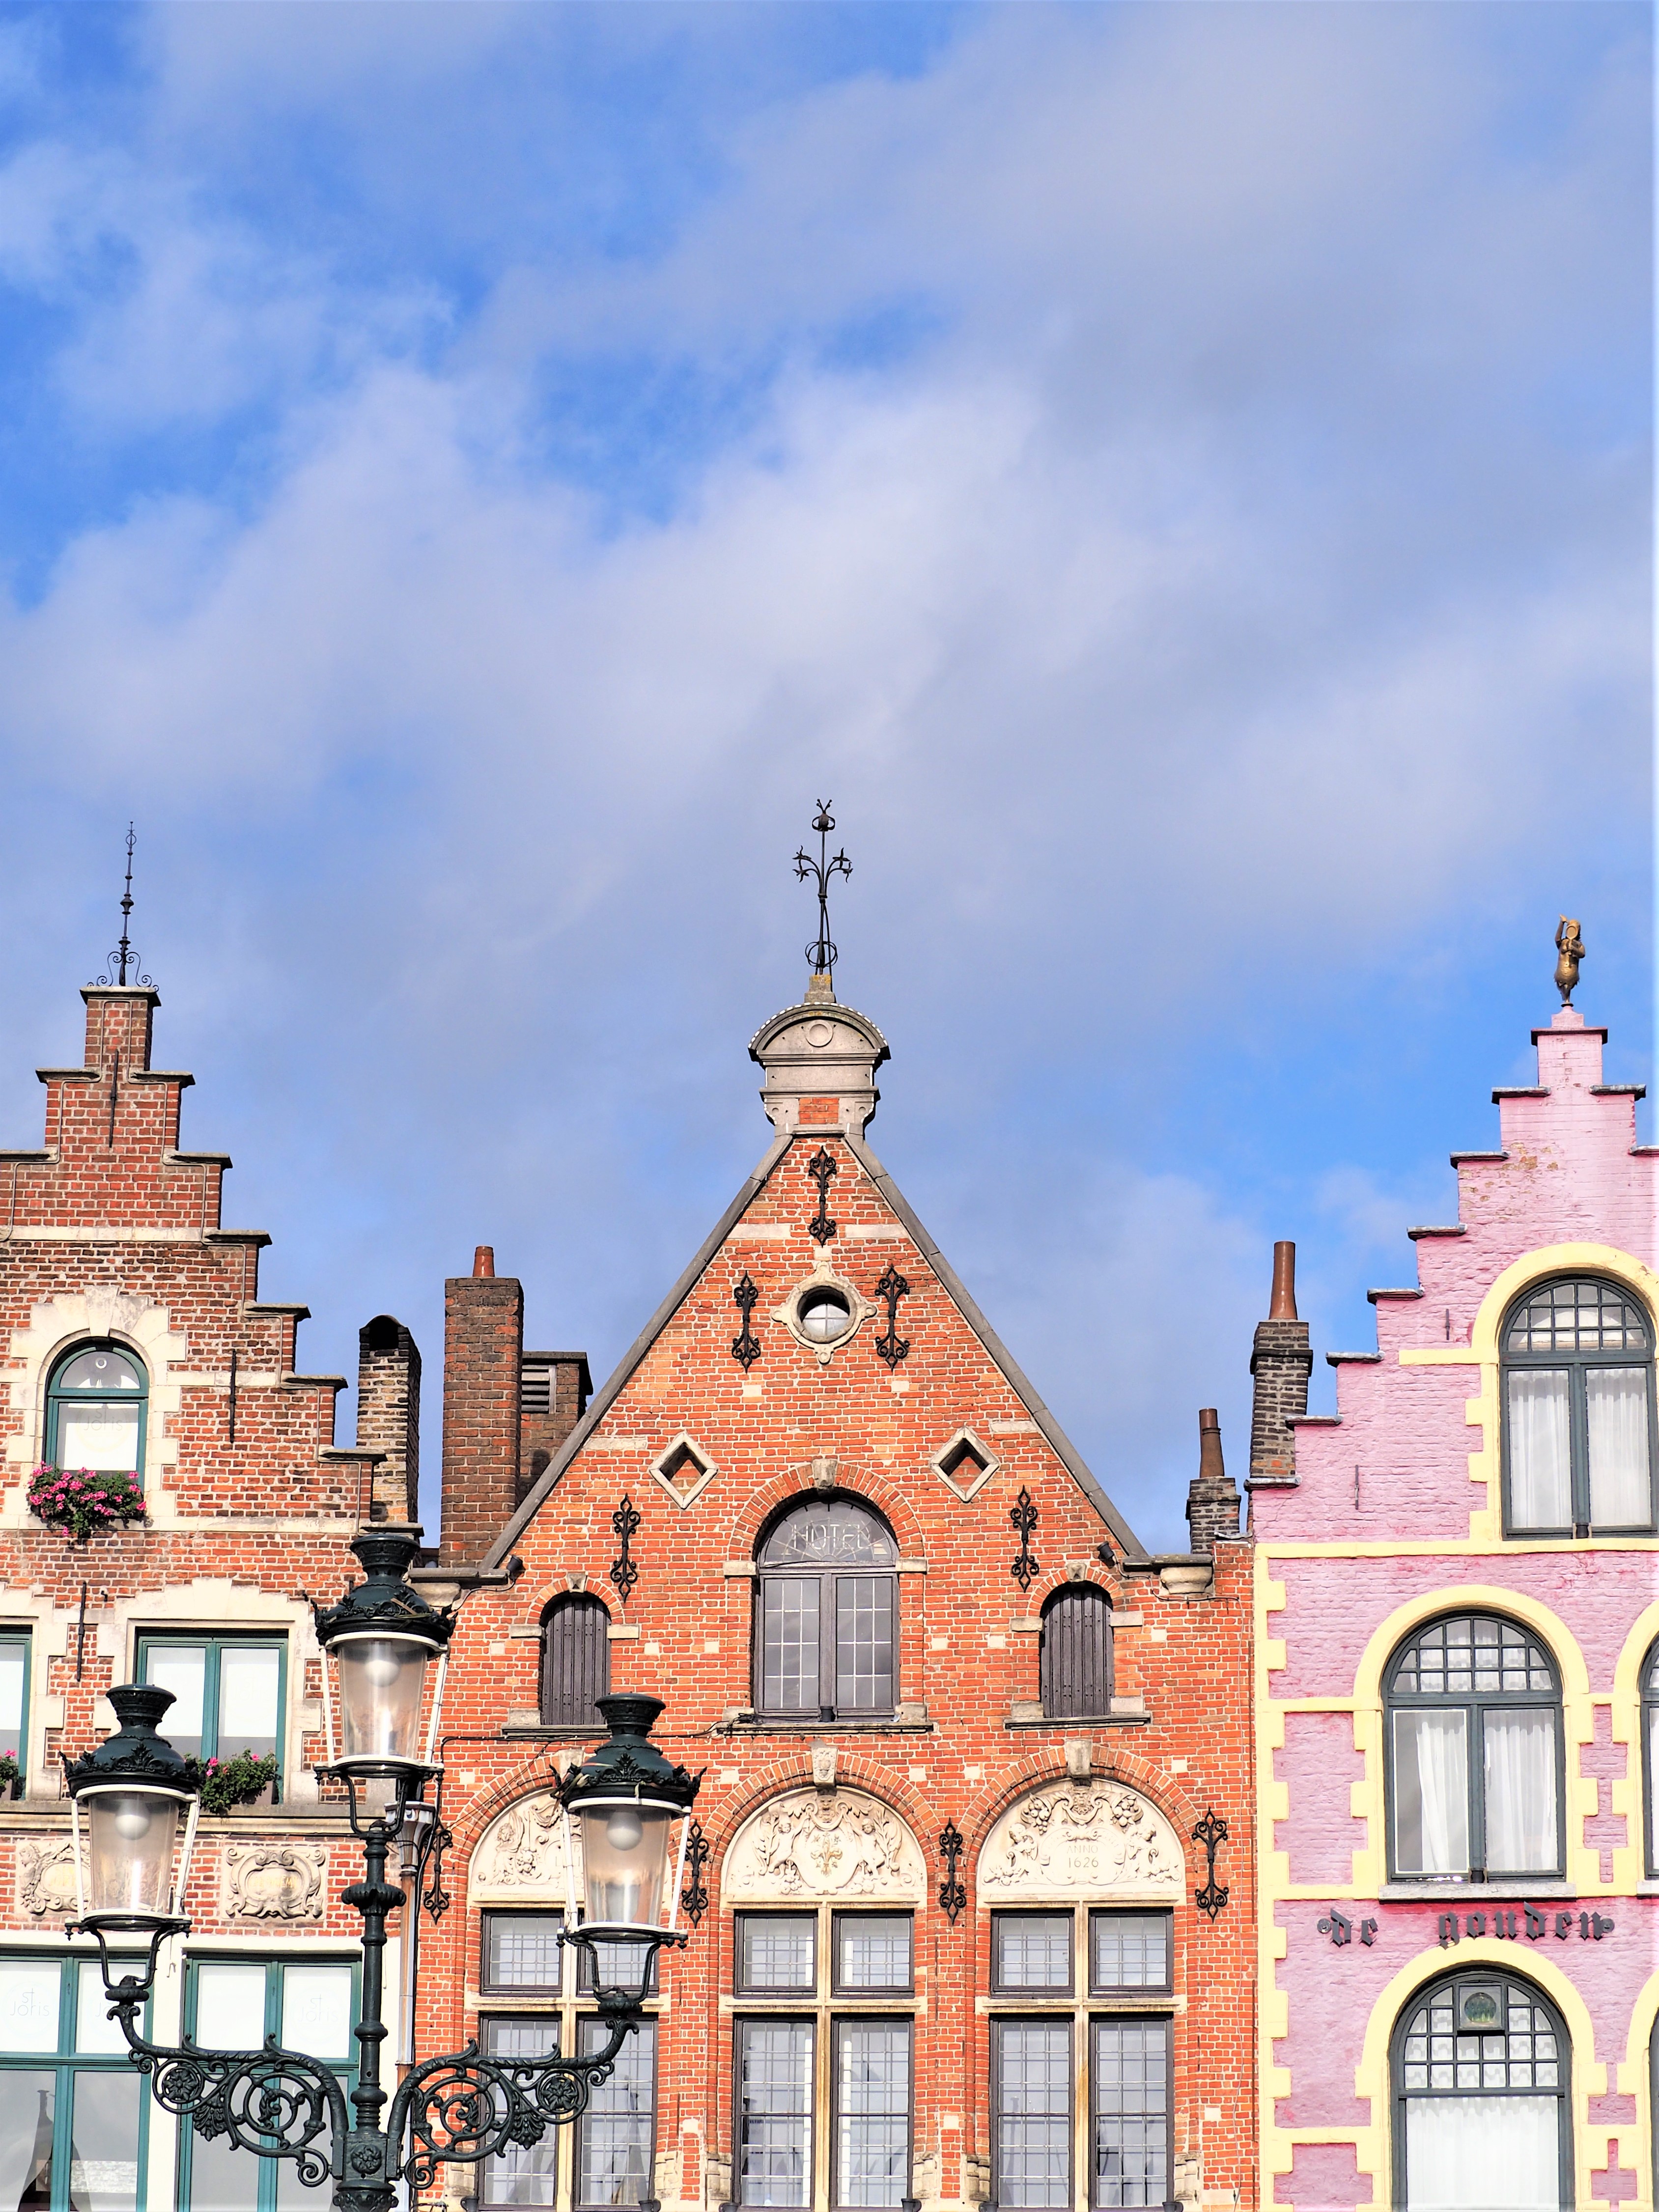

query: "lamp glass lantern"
(65, 1681), (201, 1928)
(559, 1694), (701, 2008)
(311, 1526), (453, 1785)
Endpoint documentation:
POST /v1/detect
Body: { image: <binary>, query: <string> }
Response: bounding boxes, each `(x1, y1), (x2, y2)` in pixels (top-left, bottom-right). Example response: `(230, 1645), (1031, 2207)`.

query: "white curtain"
(1506, 1372), (1571, 1526)
(1585, 1367), (1651, 1526)
(55, 1399), (141, 1473)
(1405, 2094), (1559, 2209)
(1483, 1708), (1558, 1873)
(1393, 1710), (1468, 1876)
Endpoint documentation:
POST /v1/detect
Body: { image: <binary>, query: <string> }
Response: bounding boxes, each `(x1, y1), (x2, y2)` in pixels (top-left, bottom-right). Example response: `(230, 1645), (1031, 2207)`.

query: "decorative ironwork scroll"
(1193, 1808), (1229, 1921)
(806, 1148), (839, 1244)
(1009, 1488), (1040, 1595)
(874, 1265), (910, 1369)
(680, 1820), (711, 1928)
(794, 802), (852, 978)
(610, 1497), (641, 1605)
(94, 823), (154, 990)
(392, 2021), (631, 2192)
(937, 1820), (966, 1925)
(731, 1274), (762, 1371)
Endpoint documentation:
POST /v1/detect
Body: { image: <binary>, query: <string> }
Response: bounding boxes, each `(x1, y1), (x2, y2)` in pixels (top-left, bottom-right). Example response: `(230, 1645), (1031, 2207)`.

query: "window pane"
(194, 1964), (266, 2051)
(1092, 2020), (1168, 2210)
(55, 1352), (144, 1394)
(1586, 1368), (1652, 1527)
(1393, 1618), (1552, 1698)
(76, 1963), (127, 2057)
(55, 1404), (141, 1475)
(1483, 1710), (1559, 1875)
(1506, 1372), (1572, 1529)
(1506, 1277), (1650, 1353)
(0, 2072), (54, 2212)
(994, 2021), (1070, 2209)
(834, 2022), (910, 2210)
(1404, 2096), (1559, 2209)
(67, 2070), (141, 2212)
(1090, 1916), (1169, 1994)
(737, 2021), (813, 2208)
(993, 1915), (1072, 1994)
(0, 1964), (60, 2053)
(485, 1916), (565, 1992)
(761, 1583), (820, 1712)
(0, 1647), (27, 1758)
(834, 1580), (894, 1712)
(183, 2127), (261, 2212)
(760, 1503), (894, 1570)
(737, 1918), (815, 1993)
(218, 1649), (281, 1761)
(481, 2019), (561, 2208)
(1392, 1709), (1470, 1877)
(834, 1917), (911, 1993)
(282, 1967), (354, 2060)
(144, 1648), (206, 1761)
(577, 2018), (655, 2210)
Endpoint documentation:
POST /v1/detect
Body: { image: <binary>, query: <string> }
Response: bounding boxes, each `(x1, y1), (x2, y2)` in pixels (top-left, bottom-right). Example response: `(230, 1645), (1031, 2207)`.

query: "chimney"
(519, 1351), (593, 1502)
(357, 1316), (421, 1524)
(1185, 1408), (1241, 1551)
(1249, 1240), (1312, 1490)
(440, 1250), (524, 1564)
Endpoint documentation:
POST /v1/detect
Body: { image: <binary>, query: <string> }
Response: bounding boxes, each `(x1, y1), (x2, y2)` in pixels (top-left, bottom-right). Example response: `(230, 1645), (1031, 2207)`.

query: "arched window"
(45, 1342), (146, 1479)
(1385, 1614), (1562, 1882)
(1392, 1971), (1570, 2210)
(539, 1595), (610, 1727)
(1502, 1276), (1655, 1535)
(1039, 1584), (1113, 1719)
(1643, 1639), (1659, 1880)
(756, 1496), (897, 1719)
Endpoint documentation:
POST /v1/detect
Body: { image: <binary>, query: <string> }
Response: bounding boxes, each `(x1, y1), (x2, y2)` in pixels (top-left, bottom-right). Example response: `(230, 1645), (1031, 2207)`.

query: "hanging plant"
(27, 1464), (147, 1542)
(188, 1750), (279, 1816)
(0, 1753), (20, 1801)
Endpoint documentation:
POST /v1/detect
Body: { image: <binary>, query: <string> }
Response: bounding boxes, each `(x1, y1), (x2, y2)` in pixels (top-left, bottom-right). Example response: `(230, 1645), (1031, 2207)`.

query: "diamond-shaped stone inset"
(649, 1432), (719, 1510)
(931, 1428), (1000, 1503)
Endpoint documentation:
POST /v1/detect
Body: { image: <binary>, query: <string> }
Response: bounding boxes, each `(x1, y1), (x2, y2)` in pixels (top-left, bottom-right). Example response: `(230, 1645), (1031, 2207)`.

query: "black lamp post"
(68, 1529), (701, 2212)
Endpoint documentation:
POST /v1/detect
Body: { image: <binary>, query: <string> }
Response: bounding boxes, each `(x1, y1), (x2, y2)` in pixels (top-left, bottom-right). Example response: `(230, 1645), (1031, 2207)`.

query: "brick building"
(412, 967), (1259, 2212)
(1251, 986), (1659, 2210)
(0, 974), (425, 2212)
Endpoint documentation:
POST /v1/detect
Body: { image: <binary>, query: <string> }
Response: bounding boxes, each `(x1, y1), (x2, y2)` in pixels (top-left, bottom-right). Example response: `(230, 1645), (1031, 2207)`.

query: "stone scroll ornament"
(723, 1789), (925, 1903)
(471, 1791), (571, 1899)
(224, 1842), (326, 1922)
(979, 1781), (1183, 1896)
(18, 1839), (79, 1918)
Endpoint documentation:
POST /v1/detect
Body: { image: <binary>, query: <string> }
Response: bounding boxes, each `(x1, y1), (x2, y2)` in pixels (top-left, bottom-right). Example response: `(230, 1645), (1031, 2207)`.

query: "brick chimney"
(357, 1316), (421, 1523)
(1248, 1240), (1312, 1490)
(519, 1351), (592, 1502)
(1185, 1408), (1241, 1551)
(440, 1245), (524, 1564)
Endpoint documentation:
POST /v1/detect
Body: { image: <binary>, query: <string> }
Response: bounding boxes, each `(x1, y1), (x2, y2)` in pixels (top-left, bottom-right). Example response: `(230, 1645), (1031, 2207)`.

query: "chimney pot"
(1269, 1241), (1297, 1319)
(473, 1245), (495, 1279)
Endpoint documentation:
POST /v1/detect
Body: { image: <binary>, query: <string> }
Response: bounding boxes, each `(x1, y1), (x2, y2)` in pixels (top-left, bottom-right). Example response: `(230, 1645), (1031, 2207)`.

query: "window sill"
(1005, 1706), (1150, 1729)
(718, 1715), (933, 1735)
(1378, 1880), (1575, 1902)
(499, 1725), (604, 1740)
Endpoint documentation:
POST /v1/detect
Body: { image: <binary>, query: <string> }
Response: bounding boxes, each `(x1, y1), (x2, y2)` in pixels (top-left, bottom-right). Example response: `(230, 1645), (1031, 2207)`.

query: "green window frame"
(136, 1638), (287, 1792)
(0, 1949), (153, 2212)
(44, 1344), (148, 1482)
(178, 1956), (360, 2212)
(0, 1634), (31, 1792)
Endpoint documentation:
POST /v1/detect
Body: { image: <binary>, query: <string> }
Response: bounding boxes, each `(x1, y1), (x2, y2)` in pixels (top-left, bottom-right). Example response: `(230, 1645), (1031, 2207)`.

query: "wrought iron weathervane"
(95, 823), (154, 989)
(794, 802), (851, 978)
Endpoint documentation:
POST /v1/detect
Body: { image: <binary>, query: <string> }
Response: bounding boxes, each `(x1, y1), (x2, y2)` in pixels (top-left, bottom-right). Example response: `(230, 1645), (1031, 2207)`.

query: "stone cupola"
(749, 977), (890, 1137)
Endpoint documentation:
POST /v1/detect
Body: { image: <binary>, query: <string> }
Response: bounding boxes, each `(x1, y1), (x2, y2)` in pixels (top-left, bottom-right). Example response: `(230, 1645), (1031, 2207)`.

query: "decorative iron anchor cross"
(937, 1820), (966, 1925)
(806, 1148), (839, 1243)
(731, 1274), (762, 1371)
(1009, 1487), (1040, 1595)
(680, 1820), (712, 1928)
(610, 1495), (641, 1604)
(794, 801), (852, 978)
(1193, 1808), (1229, 1921)
(874, 1264), (910, 1369)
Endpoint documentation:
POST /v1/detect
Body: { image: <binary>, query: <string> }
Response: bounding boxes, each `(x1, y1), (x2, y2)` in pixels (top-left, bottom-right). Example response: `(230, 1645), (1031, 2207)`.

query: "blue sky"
(0, 1), (1649, 1550)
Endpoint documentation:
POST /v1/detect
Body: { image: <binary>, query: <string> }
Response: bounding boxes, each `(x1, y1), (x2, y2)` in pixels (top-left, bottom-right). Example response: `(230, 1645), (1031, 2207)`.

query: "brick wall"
(440, 1253), (523, 1564)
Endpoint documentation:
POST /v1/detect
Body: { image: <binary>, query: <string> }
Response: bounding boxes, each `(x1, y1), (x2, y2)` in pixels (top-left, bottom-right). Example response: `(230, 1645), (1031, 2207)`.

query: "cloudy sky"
(0, 2), (1649, 1549)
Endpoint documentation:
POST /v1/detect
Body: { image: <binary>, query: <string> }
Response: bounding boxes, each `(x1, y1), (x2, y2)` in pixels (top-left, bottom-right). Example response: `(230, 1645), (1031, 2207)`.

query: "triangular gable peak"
(486, 982), (1147, 1569)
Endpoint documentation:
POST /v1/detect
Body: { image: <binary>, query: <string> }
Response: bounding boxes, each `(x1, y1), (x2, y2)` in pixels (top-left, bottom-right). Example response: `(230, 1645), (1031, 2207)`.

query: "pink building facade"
(1251, 999), (1659, 2212)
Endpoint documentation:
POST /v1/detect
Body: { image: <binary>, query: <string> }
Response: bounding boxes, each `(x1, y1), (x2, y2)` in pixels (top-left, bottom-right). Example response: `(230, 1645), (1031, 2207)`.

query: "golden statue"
(1554, 916), (1585, 1007)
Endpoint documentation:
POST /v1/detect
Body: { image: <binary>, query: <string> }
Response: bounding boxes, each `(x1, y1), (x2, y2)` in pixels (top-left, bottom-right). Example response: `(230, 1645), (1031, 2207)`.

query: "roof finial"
(1554, 915), (1585, 1008)
(94, 823), (153, 990)
(794, 801), (851, 983)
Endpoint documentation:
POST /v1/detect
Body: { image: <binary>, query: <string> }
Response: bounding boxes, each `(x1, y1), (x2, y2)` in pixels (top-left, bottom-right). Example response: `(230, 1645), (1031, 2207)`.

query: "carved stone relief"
(723, 1788), (924, 1904)
(978, 1781), (1182, 1899)
(470, 1790), (578, 1902)
(224, 1842), (327, 1922)
(18, 1838), (80, 1918)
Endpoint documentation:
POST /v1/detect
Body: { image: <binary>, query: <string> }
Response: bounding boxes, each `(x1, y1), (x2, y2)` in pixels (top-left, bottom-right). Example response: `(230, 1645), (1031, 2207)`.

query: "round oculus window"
(798, 1287), (853, 1343)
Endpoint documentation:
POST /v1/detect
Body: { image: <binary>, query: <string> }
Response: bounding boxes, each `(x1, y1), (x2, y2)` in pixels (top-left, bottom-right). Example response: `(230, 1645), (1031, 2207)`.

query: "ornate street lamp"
(69, 1528), (702, 2212)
